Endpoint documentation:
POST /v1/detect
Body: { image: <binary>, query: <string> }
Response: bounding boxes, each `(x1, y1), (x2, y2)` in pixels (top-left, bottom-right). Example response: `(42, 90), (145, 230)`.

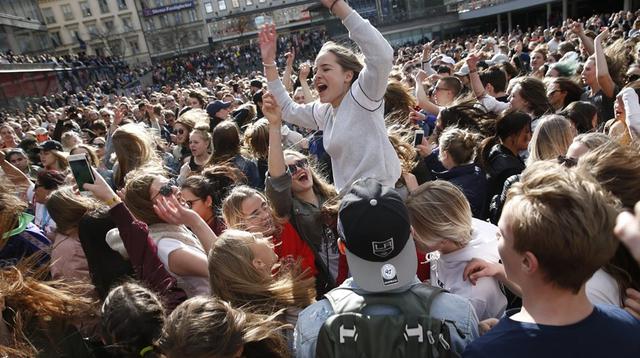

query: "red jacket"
(273, 221), (318, 277)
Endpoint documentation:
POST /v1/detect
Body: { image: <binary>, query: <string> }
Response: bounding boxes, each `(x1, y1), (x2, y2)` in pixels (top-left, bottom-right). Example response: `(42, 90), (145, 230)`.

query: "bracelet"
(104, 195), (122, 207)
(329, 0), (341, 14)
(262, 62), (277, 68)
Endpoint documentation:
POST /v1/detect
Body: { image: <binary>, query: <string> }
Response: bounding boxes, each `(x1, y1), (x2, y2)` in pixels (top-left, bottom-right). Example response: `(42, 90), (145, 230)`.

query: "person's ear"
(344, 70), (354, 84)
(338, 238), (347, 255)
(252, 258), (265, 271)
(521, 251), (539, 274)
(205, 195), (214, 208)
(485, 83), (495, 94)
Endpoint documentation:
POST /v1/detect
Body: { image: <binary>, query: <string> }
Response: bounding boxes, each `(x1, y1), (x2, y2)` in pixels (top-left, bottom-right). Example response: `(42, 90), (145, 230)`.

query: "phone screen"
(69, 157), (95, 190)
(414, 130), (424, 147)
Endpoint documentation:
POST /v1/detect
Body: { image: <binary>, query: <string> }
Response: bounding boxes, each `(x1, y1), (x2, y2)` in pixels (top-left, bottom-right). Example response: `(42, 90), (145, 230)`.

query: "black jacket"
(485, 144), (525, 202)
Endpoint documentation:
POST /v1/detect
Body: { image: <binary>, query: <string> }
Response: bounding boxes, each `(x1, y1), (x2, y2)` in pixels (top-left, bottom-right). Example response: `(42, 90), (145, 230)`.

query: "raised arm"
(594, 28), (616, 99)
(263, 92), (294, 218)
(570, 21), (594, 56)
(466, 54), (486, 98)
(334, 0), (394, 103)
(298, 63), (316, 104)
(414, 70), (441, 115)
(282, 51), (295, 93)
(260, 25), (328, 130)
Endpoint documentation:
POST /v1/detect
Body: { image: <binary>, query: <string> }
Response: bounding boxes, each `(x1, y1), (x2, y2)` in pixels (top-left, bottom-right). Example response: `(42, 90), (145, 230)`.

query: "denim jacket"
(294, 277), (479, 357)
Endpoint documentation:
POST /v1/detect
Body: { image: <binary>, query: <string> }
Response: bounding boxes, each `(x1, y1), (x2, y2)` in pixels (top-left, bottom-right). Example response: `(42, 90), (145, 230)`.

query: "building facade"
(136, 0), (207, 59)
(0, 1), (51, 55)
(38, 0), (151, 64)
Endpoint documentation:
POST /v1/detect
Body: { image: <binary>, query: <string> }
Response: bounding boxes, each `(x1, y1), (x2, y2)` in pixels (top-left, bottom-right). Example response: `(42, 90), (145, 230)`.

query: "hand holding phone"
(414, 129), (424, 147)
(68, 154), (95, 193)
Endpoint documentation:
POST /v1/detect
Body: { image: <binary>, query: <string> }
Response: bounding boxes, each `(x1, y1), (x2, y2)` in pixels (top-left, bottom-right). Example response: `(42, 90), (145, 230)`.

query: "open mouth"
(317, 84), (328, 93)
(294, 171), (309, 183)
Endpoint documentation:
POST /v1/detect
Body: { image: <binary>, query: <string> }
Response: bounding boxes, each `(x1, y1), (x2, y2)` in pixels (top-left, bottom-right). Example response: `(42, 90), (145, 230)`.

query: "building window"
(159, 15), (169, 27)
(174, 12), (183, 24)
(218, 0), (227, 11)
(86, 23), (98, 38)
(144, 18), (155, 31)
(188, 9), (197, 22)
(259, 0), (265, 2)
(122, 17), (133, 31)
(98, 0), (110, 14)
(155, 0), (165, 7)
(246, 0), (253, 5)
(61, 4), (74, 21)
(42, 8), (56, 24)
(231, 0), (240, 8)
(129, 38), (140, 54)
(80, 2), (92, 17)
(118, 0), (128, 10)
(50, 32), (62, 46)
(204, 1), (214, 13)
(103, 20), (114, 32)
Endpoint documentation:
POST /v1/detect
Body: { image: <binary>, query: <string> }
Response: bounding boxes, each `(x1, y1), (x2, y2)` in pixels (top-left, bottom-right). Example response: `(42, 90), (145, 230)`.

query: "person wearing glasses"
(171, 115), (195, 164)
(106, 170), (216, 298)
(262, 93), (346, 296)
(546, 77), (583, 112)
(5, 148), (40, 180)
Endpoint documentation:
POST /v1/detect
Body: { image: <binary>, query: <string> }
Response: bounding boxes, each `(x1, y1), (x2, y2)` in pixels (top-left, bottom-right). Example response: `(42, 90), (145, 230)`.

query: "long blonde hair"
(46, 186), (103, 234)
(112, 124), (161, 188)
(207, 230), (315, 314)
(527, 114), (575, 165)
(405, 181), (473, 249)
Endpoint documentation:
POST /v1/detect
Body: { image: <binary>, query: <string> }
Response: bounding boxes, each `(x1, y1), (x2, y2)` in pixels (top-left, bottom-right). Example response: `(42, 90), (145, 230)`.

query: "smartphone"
(414, 129), (424, 147)
(68, 154), (95, 192)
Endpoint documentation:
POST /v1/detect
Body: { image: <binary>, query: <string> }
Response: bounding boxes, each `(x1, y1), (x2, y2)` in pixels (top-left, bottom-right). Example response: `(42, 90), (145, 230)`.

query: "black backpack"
(316, 284), (459, 358)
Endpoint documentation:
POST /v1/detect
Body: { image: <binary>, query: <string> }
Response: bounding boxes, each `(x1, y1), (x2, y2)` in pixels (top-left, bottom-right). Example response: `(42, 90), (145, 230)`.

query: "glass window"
(104, 20), (114, 32)
(98, 0), (110, 14)
(118, 0), (128, 10)
(129, 38), (140, 53)
(218, 0), (227, 11)
(80, 1), (92, 17)
(246, 0), (253, 5)
(231, 0), (240, 8)
(145, 18), (155, 31)
(159, 15), (169, 27)
(87, 23), (98, 38)
(204, 1), (214, 13)
(155, 0), (165, 7)
(51, 32), (62, 46)
(174, 12), (183, 24)
(61, 4), (74, 21)
(122, 17), (132, 30)
(42, 8), (56, 24)
(188, 9), (198, 22)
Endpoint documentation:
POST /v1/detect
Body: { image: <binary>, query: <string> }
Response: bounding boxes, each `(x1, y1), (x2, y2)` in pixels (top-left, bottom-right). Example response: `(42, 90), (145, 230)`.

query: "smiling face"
(189, 131), (209, 157)
(1, 126), (15, 142)
(174, 123), (190, 145)
(284, 153), (313, 194)
(240, 194), (275, 236)
(314, 51), (354, 107)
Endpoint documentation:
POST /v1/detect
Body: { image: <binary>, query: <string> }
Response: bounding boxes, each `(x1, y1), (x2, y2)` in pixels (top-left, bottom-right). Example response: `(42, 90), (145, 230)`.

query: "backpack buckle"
(404, 323), (424, 343)
(339, 324), (358, 343)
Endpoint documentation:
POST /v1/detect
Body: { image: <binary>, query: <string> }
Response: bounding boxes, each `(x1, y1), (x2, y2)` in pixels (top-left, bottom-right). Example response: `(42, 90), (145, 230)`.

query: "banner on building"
(143, 1), (195, 16)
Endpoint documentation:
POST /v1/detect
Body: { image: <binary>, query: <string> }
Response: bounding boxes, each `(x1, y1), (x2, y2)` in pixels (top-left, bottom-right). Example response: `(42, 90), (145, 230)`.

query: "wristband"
(262, 62), (277, 68)
(104, 195), (122, 207)
(329, 0), (341, 15)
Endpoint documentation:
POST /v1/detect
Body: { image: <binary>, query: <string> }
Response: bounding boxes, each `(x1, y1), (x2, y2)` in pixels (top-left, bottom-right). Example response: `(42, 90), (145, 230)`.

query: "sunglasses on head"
(173, 129), (185, 135)
(557, 155), (577, 168)
(287, 158), (309, 174)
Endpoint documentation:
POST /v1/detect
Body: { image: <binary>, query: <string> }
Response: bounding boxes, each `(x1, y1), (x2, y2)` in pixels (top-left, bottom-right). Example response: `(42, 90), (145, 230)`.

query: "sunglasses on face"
(152, 182), (174, 201)
(173, 129), (185, 135)
(93, 142), (105, 148)
(287, 158), (309, 174)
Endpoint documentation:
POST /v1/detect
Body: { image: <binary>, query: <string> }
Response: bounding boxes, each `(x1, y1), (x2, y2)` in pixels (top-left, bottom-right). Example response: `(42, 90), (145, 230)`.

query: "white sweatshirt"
(430, 218), (507, 320)
(268, 10), (401, 193)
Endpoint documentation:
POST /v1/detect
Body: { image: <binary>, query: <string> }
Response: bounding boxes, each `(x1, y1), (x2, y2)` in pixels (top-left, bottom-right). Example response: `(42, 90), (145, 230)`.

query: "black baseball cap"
(37, 140), (63, 152)
(338, 178), (417, 292)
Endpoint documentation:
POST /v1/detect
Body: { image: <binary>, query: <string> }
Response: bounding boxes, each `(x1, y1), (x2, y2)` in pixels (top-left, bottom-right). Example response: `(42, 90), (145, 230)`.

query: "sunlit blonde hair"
(46, 186), (103, 234)
(222, 185), (283, 236)
(112, 123), (161, 188)
(527, 114), (575, 165)
(405, 180), (473, 249)
(208, 229), (315, 314)
(123, 169), (166, 225)
(0, 262), (96, 358)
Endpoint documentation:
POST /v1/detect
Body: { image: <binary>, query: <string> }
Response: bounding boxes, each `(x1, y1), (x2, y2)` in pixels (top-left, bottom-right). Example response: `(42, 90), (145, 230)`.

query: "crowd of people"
(1, 1), (640, 357)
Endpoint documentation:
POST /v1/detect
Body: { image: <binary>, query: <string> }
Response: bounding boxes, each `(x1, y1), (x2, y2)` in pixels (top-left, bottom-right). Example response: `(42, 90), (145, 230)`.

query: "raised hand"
(466, 53), (480, 72)
(299, 62), (311, 81)
(83, 167), (117, 203)
(285, 51), (295, 68)
(261, 92), (282, 127)
(462, 257), (503, 285)
(259, 24), (277, 63)
(153, 194), (199, 227)
(595, 27), (609, 43)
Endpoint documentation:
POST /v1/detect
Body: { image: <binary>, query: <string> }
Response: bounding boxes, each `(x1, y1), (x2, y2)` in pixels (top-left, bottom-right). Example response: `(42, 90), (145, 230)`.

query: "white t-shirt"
(430, 218), (507, 320)
(586, 269), (621, 307)
(156, 238), (210, 297)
